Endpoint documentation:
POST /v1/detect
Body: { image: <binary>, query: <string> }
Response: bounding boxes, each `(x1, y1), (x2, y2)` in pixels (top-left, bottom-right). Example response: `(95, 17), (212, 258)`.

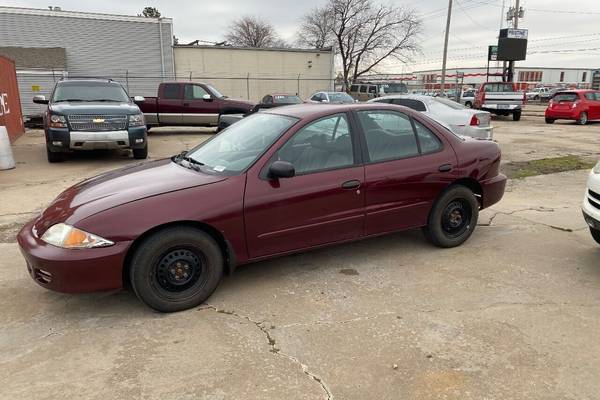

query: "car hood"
(49, 101), (141, 115)
(33, 159), (226, 234)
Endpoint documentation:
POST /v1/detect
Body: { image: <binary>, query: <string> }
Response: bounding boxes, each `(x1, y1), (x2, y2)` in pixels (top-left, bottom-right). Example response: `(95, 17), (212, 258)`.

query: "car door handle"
(438, 164), (453, 172)
(341, 180), (361, 189)
(183, 102), (190, 107)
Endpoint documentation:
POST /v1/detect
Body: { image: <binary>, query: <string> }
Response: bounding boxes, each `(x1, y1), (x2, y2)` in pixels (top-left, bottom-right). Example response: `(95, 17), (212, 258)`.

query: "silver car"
(369, 94), (493, 140)
(308, 91), (356, 104)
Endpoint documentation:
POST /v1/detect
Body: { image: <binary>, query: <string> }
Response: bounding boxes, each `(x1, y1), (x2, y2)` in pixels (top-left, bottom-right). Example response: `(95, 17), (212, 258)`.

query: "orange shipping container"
(0, 55), (25, 142)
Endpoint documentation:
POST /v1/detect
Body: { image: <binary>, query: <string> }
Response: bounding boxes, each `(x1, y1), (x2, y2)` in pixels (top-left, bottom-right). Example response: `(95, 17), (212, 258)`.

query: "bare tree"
(140, 6), (161, 18)
(297, 7), (334, 49)
(225, 16), (284, 48)
(298, 0), (421, 89)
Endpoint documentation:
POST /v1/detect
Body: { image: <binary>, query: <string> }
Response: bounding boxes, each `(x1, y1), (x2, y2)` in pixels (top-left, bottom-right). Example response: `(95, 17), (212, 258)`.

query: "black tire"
(545, 118), (555, 124)
(132, 144), (148, 159)
(464, 101), (472, 108)
(577, 112), (588, 125)
(591, 228), (600, 245)
(423, 185), (479, 248)
(129, 227), (224, 312)
(47, 147), (65, 163)
(512, 111), (522, 121)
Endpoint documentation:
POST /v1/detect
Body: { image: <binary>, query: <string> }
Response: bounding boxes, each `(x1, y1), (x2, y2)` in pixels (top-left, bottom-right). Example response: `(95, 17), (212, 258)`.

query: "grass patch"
(502, 155), (595, 179)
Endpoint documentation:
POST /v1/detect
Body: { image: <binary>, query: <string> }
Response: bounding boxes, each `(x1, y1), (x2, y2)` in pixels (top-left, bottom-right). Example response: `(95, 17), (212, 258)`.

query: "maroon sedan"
(18, 103), (506, 312)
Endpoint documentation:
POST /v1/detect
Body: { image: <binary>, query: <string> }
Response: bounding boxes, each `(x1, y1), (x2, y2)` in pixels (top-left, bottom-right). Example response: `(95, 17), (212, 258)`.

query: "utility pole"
(440, 0), (453, 96)
(507, 0), (521, 82)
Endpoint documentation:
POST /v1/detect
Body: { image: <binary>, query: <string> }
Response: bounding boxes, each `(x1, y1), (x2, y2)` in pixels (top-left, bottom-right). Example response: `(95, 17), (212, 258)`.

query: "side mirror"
(33, 95), (48, 104)
(321, 99), (329, 103)
(269, 160), (295, 179)
(133, 95), (145, 103)
(202, 94), (212, 101)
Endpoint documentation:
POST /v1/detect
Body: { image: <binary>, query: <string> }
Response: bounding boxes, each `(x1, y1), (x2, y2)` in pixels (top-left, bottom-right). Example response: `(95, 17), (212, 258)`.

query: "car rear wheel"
(591, 228), (600, 245)
(577, 112), (588, 125)
(46, 147), (65, 163)
(423, 185), (479, 248)
(132, 144), (148, 159)
(512, 111), (522, 121)
(545, 118), (555, 124)
(129, 227), (224, 312)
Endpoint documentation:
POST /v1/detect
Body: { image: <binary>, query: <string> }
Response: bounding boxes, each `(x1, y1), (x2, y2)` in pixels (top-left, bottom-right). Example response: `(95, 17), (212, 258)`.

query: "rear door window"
(357, 110), (419, 162)
(391, 98), (427, 112)
(359, 86), (367, 93)
(584, 93), (595, 101)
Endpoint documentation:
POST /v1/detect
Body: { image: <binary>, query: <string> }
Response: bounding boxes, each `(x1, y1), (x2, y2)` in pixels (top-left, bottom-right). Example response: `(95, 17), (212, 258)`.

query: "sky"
(3, 0), (600, 73)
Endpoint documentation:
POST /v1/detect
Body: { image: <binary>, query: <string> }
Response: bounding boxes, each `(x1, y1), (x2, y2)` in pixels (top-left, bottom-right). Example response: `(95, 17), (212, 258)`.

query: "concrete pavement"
(1, 117), (599, 399)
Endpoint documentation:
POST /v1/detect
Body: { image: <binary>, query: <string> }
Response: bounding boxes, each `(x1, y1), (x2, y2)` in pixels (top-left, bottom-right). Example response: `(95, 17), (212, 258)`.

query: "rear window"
(484, 83), (515, 93)
(328, 92), (354, 103)
(391, 98), (427, 112)
(432, 97), (465, 110)
(272, 95), (302, 104)
(553, 93), (579, 102)
(162, 84), (180, 99)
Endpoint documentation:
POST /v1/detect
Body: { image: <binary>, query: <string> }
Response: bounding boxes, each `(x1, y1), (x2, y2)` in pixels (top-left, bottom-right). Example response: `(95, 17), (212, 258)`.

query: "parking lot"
(1, 107), (600, 399)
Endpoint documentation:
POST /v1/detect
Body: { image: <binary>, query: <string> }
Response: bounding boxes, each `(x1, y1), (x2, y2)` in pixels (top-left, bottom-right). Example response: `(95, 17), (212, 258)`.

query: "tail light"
(548, 100), (554, 109)
(470, 115), (480, 126)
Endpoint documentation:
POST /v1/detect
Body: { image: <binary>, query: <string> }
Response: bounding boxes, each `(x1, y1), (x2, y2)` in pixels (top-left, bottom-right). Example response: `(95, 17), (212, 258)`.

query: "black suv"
(33, 79), (148, 162)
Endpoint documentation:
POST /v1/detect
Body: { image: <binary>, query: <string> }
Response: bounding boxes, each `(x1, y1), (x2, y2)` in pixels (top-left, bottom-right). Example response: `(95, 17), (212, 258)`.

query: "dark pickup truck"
(138, 82), (254, 129)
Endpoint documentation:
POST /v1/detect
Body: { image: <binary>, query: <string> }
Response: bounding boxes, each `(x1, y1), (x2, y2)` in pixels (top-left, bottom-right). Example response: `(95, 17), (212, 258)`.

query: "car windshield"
(52, 81), (130, 102)
(328, 92), (354, 103)
(182, 113), (298, 174)
(273, 95), (302, 104)
(206, 84), (224, 98)
(432, 97), (466, 110)
(553, 93), (578, 102)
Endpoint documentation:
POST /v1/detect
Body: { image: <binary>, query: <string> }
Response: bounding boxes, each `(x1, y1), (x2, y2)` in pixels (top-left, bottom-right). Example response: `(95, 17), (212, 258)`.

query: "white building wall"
(174, 46), (334, 101)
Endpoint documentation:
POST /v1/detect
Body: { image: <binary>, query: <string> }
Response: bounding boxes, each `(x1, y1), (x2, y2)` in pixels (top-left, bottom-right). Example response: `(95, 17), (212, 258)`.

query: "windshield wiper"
(54, 99), (87, 102)
(174, 151), (204, 171)
(94, 99), (122, 102)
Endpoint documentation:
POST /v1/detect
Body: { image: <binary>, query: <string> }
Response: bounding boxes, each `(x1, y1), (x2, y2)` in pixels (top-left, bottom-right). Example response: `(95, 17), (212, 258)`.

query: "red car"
(18, 103), (506, 312)
(545, 90), (600, 125)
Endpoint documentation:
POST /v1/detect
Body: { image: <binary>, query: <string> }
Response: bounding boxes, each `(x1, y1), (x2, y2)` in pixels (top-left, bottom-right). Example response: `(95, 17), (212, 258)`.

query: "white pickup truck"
(474, 82), (526, 121)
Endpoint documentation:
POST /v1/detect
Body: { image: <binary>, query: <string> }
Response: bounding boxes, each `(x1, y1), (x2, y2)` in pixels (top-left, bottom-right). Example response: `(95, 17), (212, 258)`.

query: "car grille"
(68, 114), (127, 131)
(589, 190), (600, 210)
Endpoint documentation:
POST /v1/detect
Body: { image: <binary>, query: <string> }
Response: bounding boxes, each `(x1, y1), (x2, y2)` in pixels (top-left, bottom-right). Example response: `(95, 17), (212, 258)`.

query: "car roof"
(370, 94), (434, 102)
(57, 78), (120, 85)
(263, 102), (415, 119)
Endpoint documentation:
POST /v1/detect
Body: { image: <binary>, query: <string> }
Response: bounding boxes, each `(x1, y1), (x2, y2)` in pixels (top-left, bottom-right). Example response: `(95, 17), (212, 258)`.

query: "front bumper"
(582, 173), (600, 230)
(46, 126), (147, 152)
(17, 220), (131, 293)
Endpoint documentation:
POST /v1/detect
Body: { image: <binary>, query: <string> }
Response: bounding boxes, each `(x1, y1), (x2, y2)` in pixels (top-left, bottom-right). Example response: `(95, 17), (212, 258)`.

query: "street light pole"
(440, 0), (453, 96)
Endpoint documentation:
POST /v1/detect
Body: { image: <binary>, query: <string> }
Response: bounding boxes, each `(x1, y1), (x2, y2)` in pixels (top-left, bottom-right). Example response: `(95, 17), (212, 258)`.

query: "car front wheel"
(591, 228), (600, 245)
(423, 185), (479, 248)
(129, 227), (224, 312)
(577, 112), (588, 125)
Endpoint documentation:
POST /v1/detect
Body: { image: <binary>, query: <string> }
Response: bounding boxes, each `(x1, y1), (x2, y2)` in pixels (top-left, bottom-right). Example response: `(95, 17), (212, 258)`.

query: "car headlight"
(129, 113), (145, 127)
(48, 113), (67, 128)
(593, 161), (600, 174)
(41, 223), (114, 249)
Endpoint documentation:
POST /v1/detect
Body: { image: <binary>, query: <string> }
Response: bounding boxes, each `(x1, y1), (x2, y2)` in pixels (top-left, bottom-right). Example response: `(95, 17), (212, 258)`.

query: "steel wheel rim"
(152, 247), (207, 297)
(441, 199), (472, 238)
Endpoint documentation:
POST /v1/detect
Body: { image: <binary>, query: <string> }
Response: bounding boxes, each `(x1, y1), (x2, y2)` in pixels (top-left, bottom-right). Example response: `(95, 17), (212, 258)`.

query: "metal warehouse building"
(0, 6), (174, 117)
(173, 45), (335, 102)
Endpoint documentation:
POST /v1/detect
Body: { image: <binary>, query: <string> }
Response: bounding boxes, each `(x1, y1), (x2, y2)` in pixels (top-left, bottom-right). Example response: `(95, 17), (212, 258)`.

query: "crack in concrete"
(277, 311), (397, 329)
(478, 207), (579, 232)
(199, 304), (333, 400)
